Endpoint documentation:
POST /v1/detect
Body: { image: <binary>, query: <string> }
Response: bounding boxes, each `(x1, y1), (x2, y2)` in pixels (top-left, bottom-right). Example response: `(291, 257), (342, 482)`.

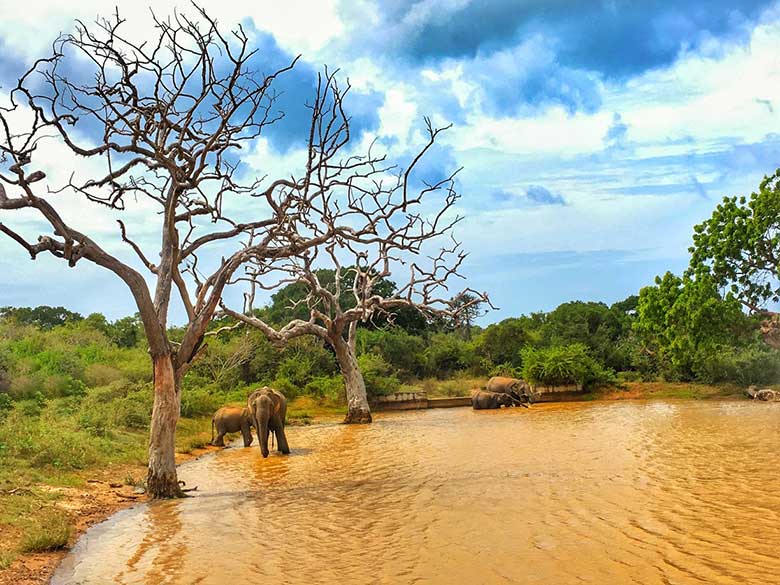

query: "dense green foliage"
(689, 169), (780, 311)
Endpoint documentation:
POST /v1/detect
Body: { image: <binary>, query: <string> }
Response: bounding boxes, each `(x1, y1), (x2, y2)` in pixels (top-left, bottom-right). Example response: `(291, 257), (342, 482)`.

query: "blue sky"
(1, 0), (779, 324)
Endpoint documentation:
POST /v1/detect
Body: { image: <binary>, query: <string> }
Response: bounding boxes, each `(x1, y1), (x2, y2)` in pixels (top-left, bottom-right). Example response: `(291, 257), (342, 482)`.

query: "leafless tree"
(221, 119), (492, 423)
(0, 7), (389, 496)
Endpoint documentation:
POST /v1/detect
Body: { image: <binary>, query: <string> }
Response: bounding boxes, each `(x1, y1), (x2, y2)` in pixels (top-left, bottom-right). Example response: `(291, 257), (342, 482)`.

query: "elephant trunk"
(259, 417), (270, 458)
(211, 417), (215, 444)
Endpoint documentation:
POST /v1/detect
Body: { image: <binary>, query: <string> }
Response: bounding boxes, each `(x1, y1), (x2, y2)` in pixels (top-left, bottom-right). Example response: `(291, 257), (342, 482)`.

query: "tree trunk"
(332, 336), (372, 424)
(147, 354), (183, 498)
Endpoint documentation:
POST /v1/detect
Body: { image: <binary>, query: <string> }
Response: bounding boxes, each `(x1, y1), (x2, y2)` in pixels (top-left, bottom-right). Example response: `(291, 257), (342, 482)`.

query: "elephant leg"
(213, 430), (226, 447)
(272, 415), (290, 454)
(241, 423), (253, 447)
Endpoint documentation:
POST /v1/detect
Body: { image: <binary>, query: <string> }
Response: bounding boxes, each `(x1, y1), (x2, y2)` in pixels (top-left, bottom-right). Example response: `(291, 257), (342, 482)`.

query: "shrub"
(180, 388), (223, 418)
(269, 377), (300, 401)
(356, 329), (426, 378)
(357, 353), (400, 397)
(521, 344), (615, 388)
(84, 363), (123, 387)
(0, 392), (12, 416)
(488, 362), (521, 379)
(695, 345), (780, 385)
(304, 376), (344, 401)
(8, 374), (42, 400)
(20, 509), (72, 552)
(44, 375), (87, 398)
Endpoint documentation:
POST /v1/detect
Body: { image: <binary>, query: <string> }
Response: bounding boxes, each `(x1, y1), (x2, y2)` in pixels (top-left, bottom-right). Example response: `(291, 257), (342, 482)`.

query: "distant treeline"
(1, 266), (775, 422)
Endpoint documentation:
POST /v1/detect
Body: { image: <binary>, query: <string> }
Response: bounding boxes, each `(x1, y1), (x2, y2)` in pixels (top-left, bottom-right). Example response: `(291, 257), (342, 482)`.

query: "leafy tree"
(634, 272), (754, 380)
(689, 170), (780, 347)
(540, 301), (630, 370)
(0, 306), (82, 329)
(477, 316), (542, 367)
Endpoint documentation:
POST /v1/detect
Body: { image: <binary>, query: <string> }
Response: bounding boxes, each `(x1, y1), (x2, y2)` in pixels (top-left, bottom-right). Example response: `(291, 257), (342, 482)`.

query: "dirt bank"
(0, 445), (220, 585)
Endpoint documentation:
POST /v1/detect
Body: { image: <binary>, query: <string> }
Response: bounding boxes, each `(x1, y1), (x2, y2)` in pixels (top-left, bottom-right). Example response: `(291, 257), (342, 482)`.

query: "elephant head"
(509, 380), (534, 405)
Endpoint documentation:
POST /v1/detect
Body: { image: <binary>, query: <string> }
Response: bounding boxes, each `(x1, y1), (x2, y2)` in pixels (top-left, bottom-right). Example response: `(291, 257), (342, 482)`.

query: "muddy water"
(52, 401), (780, 585)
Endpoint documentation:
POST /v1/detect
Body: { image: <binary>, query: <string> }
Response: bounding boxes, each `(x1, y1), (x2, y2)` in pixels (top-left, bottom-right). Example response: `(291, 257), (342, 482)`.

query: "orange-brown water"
(52, 401), (780, 585)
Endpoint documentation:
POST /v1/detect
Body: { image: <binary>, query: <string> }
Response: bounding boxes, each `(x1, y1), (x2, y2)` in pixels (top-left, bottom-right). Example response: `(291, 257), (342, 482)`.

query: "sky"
(1, 0), (779, 324)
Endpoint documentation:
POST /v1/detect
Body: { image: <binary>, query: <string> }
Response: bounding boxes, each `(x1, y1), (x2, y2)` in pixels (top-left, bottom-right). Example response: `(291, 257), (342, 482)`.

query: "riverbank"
(0, 382), (758, 584)
(0, 395), (346, 585)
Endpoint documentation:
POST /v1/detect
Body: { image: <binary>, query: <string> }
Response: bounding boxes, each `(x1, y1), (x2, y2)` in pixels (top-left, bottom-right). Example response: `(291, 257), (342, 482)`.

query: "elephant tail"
(271, 430), (275, 450)
(211, 417), (215, 444)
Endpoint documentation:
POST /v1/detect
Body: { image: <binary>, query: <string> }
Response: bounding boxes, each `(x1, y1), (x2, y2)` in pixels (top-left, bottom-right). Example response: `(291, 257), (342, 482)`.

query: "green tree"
(634, 272), (753, 379)
(0, 306), (82, 330)
(689, 170), (780, 347)
(476, 315), (542, 368)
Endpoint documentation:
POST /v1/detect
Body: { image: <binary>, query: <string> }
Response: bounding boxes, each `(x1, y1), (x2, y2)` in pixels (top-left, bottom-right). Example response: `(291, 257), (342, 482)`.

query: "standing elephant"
(211, 406), (254, 447)
(247, 387), (290, 458)
(486, 376), (535, 404)
(472, 390), (523, 410)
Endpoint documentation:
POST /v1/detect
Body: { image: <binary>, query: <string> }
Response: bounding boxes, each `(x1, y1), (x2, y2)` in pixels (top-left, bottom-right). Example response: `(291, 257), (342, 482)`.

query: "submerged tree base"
(343, 409), (372, 424)
(146, 472), (186, 499)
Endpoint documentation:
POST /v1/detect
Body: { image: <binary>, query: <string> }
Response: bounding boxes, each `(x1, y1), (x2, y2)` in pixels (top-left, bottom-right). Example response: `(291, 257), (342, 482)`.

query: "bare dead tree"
(0, 7), (385, 496)
(221, 119), (493, 423)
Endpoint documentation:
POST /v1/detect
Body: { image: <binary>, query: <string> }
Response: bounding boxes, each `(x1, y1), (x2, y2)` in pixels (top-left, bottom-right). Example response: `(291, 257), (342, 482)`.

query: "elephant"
(211, 406), (254, 447)
(472, 390), (523, 410)
(486, 376), (536, 404)
(746, 386), (777, 401)
(247, 387), (290, 458)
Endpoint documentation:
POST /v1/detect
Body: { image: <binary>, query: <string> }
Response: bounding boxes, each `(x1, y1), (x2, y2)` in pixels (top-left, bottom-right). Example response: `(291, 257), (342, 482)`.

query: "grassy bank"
(0, 393), (343, 582)
(584, 381), (748, 401)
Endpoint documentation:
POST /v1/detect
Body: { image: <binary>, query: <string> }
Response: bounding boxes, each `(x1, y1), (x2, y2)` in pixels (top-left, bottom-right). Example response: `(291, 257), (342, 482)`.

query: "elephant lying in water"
(486, 376), (536, 404)
(746, 385), (778, 401)
(472, 390), (527, 410)
(247, 387), (290, 458)
(211, 406), (254, 447)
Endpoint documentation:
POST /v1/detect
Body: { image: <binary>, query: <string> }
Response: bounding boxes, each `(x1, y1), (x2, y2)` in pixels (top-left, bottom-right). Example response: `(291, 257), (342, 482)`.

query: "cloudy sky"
(1, 0), (779, 323)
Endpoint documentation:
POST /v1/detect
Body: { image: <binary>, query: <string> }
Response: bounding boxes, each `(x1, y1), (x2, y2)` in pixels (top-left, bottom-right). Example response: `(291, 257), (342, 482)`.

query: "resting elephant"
(247, 387), (290, 458)
(472, 390), (522, 410)
(211, 406), (254, 447)
(486, 376), (535, 404)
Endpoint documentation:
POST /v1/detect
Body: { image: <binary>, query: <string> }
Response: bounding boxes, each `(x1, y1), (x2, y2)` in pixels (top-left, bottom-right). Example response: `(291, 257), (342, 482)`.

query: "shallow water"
(52, 401), (780, 585)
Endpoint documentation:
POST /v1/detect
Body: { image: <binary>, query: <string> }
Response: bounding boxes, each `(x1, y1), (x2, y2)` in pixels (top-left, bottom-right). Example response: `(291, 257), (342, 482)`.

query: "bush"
(20, 509), (72, 552)
(304, 376), (344, 401)
(0, 412), (101, 470)
(0, 392), (12, 416)
(357, 353), (400, 397)
(695, 345), (780, 385)
(8, 374), (42, 400)
(270, 377), (300, 401)
(84, 363), (123, 387)
(43, 375), (87, 398)
(488, 362), (521, 379)
(521, 344), (615, 388)
(180, 388), (223, 418)
(356, 329), (426, 378)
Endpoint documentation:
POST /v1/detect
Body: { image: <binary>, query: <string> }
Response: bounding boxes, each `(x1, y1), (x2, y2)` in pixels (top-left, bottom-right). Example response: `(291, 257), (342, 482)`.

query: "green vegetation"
(20, 509), (72, 553)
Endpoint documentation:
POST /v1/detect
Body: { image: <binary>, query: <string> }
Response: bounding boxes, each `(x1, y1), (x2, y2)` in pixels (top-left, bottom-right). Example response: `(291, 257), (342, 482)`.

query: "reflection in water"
(52, 401), (780, 585)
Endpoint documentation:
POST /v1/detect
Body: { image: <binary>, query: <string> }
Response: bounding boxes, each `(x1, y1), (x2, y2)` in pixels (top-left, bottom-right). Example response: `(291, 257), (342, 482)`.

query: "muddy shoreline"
(0, 445), (221, 585)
